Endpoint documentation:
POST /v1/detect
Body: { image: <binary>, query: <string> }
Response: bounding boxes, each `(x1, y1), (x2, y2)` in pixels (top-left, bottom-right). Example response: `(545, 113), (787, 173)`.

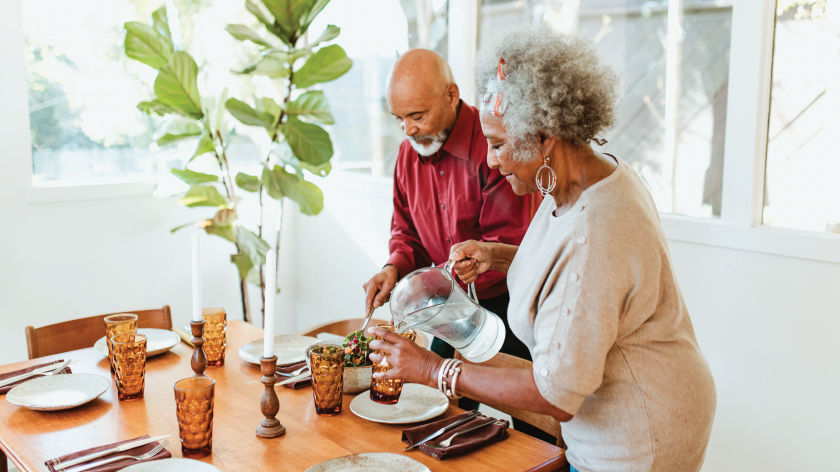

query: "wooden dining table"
(0, 320), (567, 471)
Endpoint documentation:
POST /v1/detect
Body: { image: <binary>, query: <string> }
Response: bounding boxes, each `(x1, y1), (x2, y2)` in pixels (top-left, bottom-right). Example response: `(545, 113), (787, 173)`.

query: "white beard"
(407, 131), (449, 157)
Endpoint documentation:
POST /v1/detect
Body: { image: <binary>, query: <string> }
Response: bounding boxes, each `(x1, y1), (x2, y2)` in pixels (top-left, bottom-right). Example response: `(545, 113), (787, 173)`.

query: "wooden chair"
(297, 317), (429, 349)
(25, 306), (173, 360)
(455, 351), (566, 450)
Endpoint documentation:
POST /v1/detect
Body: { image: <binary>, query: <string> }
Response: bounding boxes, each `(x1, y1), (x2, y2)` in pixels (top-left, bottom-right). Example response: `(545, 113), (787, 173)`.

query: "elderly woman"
(368, 23), (716, 472)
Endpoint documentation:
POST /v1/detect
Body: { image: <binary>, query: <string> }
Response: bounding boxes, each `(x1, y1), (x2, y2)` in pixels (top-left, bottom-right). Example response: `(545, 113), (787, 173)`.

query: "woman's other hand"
(448, 240), (494, 284)
(367, 327), (442, 387)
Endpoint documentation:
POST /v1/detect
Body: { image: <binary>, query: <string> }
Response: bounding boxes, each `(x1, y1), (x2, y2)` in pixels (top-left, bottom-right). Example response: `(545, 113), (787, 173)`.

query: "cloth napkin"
(275, 361), (311, 389)
(45, 435), (171, 472)
(0, 360), (73, 395)
(402, 412), (510, 460)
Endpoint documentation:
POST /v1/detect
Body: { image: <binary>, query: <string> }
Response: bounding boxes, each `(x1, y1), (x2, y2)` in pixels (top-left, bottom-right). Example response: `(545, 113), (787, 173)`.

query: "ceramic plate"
(6, 373), (109, 411)
(349, 384), (448, 424)
(238, 335), (319, 366)
(94, 328), (181, 357)
(123, 458), (221, 472)
(305, 453), (430, 472)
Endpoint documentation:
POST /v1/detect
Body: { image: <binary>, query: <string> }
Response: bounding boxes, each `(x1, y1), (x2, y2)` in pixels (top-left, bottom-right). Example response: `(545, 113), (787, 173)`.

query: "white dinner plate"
(349, 384), (449, 424)
(6, 373), (109, 411)
(238, 335), (319, 366)
(305, 453), (430, 472)
(94, 328), (181, 358)
(122, 458), (221, 472)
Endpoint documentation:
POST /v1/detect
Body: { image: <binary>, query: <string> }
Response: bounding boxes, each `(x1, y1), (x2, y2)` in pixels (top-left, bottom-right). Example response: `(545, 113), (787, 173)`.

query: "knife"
(403, 410), (482, 451)
(0, 359), (76, 388)
(53, 435), (170, 470)
(276, 372), (311, 386)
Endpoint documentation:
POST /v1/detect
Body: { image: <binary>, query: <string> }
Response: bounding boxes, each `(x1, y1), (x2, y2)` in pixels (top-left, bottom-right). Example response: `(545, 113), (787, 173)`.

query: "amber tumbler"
(370, 324), (416, 405)
(111, 333), (147, 401)
(174, 377), (215, 459)
(309, 345), (345, 416)
(104, 314), (138, 374)
(201, 307), (227, 367)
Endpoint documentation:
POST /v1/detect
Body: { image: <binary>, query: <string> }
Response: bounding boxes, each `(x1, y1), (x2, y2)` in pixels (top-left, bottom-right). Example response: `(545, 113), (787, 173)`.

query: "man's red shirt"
(386, 102), (538, 299)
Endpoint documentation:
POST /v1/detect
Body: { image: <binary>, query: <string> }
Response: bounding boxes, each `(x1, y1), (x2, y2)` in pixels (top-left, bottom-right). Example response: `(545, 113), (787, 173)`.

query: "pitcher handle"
(443, 259), (479, 303)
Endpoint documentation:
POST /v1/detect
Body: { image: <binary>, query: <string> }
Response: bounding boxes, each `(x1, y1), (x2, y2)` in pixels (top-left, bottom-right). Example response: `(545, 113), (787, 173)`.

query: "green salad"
(342, 330), (372, 367)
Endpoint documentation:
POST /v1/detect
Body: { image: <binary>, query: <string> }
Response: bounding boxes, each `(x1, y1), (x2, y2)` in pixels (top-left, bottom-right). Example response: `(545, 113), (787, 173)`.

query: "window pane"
(480, 0), (732, 218)
(764, 1), (840, 233)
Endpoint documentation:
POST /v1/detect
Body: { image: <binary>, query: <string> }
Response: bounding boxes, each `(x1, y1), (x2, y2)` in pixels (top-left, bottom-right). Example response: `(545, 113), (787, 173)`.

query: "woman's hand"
(367, 327), (443, 387)
(448, 240), (519, 284)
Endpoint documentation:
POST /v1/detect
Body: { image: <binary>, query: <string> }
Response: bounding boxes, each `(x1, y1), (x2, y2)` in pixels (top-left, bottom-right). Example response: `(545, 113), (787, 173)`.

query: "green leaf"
(246, 0), (274, 26)
(190, 132), (216, 163)
(302, 160), (331, 177)
(299, 0), (331, 37)
(235, 172), (261, 192)
(285, 90), (334, 124)
(203, 208), (237, 242)
(236, 226), (271, 267)
(138, 99), (179, 116)
(280, 117), (333, 165)
(307, 24), (339, 48)
(213, 87), (228, 134)
(261, 0), (310, 42)
(155, 118), (202, 145)
(246, 264), (263, 287)
(255, 97), (282, 124)
(124, 21), (173, 69)
(238, 56), (289, 78)
(155, 52), (203, 120)
(179, 186), (228, 207)
(262, 165), (324, 215)
(151, 7), (171, 43)
(171, 168), (219, 184)
(213, 208), (237, 226)
(231, 253), (254, 280)
(292, 44), (352, 88)
(225, 98), (274, 129)
(157, 133), (198, 146)
(170, 221), (196, 233)
(224, 24), (272, 47)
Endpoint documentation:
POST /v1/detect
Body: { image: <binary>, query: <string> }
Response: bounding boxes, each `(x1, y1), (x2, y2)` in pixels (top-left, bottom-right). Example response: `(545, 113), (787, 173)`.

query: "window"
(479, 0), (733, 218)
(763, 0), (840, 234)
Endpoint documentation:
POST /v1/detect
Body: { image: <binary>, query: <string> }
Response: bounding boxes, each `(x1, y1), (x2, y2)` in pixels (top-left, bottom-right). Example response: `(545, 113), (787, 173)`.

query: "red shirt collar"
(418, 101), (474, 164)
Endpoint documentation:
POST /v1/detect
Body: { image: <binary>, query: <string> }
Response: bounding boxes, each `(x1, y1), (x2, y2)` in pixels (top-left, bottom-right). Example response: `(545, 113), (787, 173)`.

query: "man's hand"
(363, 265), (400, 314)
(448, 240), (495, 284)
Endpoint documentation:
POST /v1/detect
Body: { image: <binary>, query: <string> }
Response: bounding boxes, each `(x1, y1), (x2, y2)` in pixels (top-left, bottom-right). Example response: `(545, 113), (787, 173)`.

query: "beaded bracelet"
(441, 359), (464, 400)
(437, 358), (457, 395)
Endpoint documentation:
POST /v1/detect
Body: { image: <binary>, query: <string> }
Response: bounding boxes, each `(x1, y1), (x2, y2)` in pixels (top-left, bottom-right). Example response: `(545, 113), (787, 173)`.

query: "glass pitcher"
(390, 260), (506, 363)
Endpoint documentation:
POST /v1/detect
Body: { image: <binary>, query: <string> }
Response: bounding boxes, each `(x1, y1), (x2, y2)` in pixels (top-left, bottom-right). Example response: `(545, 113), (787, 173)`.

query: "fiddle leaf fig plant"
(124, 0), (349, 324)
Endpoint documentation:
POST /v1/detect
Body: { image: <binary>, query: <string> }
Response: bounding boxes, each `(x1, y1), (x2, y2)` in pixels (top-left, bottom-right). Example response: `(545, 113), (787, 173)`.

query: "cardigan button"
(540, 368), (549, 377)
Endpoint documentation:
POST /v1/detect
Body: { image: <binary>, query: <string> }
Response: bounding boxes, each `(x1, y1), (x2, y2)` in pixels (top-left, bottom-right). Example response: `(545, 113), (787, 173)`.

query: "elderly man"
(362, 49), (547, 440)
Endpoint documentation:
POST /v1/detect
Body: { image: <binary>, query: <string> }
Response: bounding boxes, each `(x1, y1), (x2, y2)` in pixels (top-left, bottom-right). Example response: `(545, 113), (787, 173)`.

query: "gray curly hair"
(475, 23), (620, 154)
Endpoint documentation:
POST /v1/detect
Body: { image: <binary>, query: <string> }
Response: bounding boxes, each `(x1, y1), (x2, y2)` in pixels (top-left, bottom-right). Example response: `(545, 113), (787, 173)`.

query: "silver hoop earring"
(535, 150), (556, 197)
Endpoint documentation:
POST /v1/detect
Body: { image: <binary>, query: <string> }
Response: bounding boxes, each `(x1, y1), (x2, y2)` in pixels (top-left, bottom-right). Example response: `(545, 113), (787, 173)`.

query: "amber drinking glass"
(309, 345), (345, 416)
(174, 377), (215, 459)
(111, 333), (147, 401)
(201, 307), (227, 367)
(370, 324), (416, 404)
(104, 314), (138, 374)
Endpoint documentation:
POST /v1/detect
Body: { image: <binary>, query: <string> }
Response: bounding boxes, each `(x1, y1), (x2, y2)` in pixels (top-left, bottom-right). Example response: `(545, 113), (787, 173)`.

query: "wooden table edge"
(525, 452), (569, 472)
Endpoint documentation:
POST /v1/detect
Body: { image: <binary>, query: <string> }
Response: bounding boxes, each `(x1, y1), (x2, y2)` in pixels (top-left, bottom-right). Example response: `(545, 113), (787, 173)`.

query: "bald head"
(387, 49), (461, 153)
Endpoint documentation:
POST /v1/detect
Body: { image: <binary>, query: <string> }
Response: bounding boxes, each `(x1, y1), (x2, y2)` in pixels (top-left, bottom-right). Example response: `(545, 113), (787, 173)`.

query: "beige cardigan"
(507, 157), (716, 472)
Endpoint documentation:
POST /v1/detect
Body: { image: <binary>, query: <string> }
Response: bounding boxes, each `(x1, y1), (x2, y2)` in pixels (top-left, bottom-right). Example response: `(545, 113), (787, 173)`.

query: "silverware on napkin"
(53, 435), (170, 470)
(403, 410), (481, 451)
(276, 372), (310, 386)
(0, 359), (76, 388)
(426, 418), (501, 449)
(67, 440), (169, 472)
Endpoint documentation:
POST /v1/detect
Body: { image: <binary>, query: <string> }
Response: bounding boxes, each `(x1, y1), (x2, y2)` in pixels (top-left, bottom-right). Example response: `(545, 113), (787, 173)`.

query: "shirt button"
(440, 170), (444, 176)
(441, 204), (446, 210)
(579, 206), (585, 211)
(540, 368), (549, 377)
(562, 307), (570, 316)
(570, 273), (578, 281)
(446, 238), (451, 244)
(576, 237), (586, 244)
(555, 342), (562, 349)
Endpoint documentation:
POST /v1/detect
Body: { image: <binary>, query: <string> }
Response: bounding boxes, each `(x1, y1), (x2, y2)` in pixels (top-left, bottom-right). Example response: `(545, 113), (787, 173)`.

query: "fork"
(277, 366), (309, 377)
(426, 419), (501, 449)
(68, 440), (169, 472)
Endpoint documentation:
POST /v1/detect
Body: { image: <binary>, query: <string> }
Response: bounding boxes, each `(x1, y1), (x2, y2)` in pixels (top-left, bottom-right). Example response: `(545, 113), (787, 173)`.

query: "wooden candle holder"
(189, 320), (208, 377)
(256, 355), (286, 438)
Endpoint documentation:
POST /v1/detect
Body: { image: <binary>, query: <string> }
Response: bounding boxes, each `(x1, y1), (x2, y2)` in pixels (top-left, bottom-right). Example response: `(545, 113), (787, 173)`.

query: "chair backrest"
(455, 351), (564, 448)
(296, 318), (428, 349)
(25, 306), (173, 360)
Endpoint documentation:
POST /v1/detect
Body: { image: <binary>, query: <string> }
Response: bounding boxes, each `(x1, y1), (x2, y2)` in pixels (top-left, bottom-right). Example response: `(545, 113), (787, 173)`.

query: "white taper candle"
(192, 230), (202, 322)
(263, 250), (277, 358)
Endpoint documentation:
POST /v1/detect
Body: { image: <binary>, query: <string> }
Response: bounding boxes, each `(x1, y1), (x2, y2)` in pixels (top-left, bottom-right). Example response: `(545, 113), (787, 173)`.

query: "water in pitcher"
(395, 296), (484, 350)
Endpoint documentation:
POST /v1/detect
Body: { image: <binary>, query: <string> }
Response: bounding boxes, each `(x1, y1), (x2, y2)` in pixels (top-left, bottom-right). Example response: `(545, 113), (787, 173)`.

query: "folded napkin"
(275, 361), (311, 390)
(402, 412), (510, 460)
(0, 360), (73, 395)
(45, 435), (170, 472)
